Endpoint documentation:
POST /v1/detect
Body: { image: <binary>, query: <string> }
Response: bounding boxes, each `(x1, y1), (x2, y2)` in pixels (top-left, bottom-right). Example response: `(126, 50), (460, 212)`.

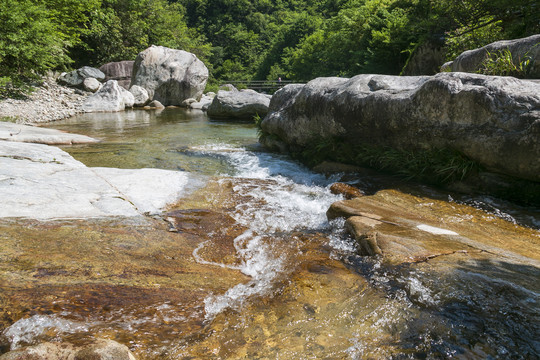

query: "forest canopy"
(0, 0), (538, 86)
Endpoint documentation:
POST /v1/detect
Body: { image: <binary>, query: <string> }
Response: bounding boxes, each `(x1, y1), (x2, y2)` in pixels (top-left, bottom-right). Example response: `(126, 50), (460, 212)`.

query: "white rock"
(189, 95), (214, 110)
(130, 45), (208, 106)
(92, 167), (190, 215)
(120, 86), (135, 108)
(0, 122), (98, 145)
(82, 80), (129, 112)
(83, 77), (102, 93)
(0, 140), (192, 219)
(129, 85), (149, 107)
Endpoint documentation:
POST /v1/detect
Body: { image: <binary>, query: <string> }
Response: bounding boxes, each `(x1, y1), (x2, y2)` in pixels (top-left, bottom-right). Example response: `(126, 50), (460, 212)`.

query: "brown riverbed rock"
(329, 182), (364, 199)
(328, 189), (540, 265)
(0, 339), (136, 360)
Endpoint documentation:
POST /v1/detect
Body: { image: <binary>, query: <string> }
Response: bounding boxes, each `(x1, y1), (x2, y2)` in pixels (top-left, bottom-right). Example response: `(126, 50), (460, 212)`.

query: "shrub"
(476, 48), (534, 78)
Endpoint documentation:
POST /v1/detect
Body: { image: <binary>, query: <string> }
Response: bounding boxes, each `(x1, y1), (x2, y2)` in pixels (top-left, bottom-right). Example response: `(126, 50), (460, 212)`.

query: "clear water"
(3, 108), (537, 359)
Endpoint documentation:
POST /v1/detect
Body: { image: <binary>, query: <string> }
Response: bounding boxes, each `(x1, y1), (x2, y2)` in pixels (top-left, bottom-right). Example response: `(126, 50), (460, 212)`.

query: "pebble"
(0, 76), (89, 124)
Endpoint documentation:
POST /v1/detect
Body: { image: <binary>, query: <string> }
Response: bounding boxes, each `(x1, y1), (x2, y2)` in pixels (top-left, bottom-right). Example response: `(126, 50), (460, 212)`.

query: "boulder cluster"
(53, 45), (272, 119)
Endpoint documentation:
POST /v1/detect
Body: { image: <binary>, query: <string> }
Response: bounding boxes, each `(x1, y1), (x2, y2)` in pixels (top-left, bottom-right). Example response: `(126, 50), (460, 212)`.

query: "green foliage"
(2, 0), (538, 95)
(476, 48), (534, 78)
(279, 0), (430, 79)
(443, 18), (503, 61)
(0, 77), (35, 99)
(0, 115), (20, 123)
(294, 136), (480, 185)
(74, 0), (211, 67)
(0, 0), (71, 81)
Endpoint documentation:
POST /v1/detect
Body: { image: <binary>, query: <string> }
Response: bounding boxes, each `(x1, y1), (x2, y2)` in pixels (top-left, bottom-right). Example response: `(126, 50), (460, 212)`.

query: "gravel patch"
(0, 76), (89, 124)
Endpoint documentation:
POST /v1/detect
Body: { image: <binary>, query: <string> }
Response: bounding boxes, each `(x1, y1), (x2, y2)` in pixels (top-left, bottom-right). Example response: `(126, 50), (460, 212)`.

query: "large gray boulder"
(207, 89), (271, 119)
(100, 60), (135, 89)
(58, 66), (106, 87)
(82, 80), (133, 112)
(130, 45), (208, 106)
(450, 34), (540, 78)
(260, 73), (540, 182)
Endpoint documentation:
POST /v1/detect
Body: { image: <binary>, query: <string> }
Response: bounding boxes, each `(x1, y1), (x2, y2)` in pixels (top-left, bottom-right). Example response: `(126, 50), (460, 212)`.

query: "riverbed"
(0, 108), (538, 359)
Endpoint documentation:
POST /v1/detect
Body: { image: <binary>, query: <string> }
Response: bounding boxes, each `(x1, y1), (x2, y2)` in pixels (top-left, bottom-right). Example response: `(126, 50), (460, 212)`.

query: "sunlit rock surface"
(82, 80), (134, 113)
(207, 89), (271, 119)
(0, 123), (98, 145)
(261, 73), (540, 182)
(328, 189), (540, 266)
(130, 45), (208, 106)
(0, 141), (190, 219)
(450, 34), (540, 77)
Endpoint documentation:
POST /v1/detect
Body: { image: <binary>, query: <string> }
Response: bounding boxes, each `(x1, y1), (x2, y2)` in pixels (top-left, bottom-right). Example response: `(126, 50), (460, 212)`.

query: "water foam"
(191, 144), (343, 319)
(3, 315), (89, 350)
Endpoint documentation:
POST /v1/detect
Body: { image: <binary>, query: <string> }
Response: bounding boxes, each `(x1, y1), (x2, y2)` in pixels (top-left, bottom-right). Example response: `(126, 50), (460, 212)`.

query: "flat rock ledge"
(0, 122), (98, 145)
(0, 140), (191, 219)
(327, 189), (540, 267)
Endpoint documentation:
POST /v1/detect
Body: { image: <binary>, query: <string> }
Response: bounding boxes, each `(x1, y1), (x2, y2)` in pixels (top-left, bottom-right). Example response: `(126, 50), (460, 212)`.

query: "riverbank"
(0, 76), (87, 124)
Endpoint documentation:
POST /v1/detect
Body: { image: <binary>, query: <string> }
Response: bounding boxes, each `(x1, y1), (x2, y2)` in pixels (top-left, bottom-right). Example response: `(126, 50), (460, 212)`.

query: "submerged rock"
(260, 73), (540, 183)
(130, 45), (208, 106)
(0, 339), (136, 360)
(207, 89), (270, 119)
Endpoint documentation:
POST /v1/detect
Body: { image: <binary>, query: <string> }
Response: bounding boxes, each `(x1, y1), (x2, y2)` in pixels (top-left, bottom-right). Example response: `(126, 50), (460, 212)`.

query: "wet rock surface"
(328, 189), (540, 265)
(0, 339), (136, 360)
(1, 109), (538, 359)
(0, 213), (248, 358)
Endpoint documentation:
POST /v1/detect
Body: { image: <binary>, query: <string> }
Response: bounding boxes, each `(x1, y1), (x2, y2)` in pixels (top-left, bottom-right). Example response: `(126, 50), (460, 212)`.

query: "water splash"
(3, 315), (89, 350)
(190, 144), (343, 319)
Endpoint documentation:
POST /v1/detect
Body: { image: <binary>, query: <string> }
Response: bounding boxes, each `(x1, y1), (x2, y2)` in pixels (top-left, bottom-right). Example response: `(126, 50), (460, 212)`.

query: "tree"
(0, 0), (70, 81)
(73, 0), (211, 67)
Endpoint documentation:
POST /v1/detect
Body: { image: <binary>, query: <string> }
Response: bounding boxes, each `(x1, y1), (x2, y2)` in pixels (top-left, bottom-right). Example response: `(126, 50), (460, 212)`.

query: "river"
(1, 108), (538, 359)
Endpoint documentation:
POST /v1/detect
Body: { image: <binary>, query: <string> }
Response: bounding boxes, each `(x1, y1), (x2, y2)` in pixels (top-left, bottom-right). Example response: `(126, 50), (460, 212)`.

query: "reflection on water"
(43, 109), (258, 175)
(1, 108), (535, 359)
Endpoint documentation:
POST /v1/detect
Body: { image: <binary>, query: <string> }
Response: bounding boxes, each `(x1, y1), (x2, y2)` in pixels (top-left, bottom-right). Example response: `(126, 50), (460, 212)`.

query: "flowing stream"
(1, 108), (539, 359)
